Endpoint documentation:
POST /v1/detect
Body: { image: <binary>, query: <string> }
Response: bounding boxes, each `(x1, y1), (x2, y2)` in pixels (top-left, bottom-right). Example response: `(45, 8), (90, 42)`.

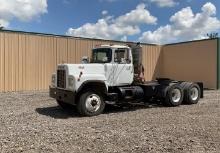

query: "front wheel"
(77, 91), (105, 116)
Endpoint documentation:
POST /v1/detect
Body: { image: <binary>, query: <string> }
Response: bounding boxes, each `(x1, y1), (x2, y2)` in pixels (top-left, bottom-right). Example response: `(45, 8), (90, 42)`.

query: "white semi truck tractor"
(49, 43), (203, 116)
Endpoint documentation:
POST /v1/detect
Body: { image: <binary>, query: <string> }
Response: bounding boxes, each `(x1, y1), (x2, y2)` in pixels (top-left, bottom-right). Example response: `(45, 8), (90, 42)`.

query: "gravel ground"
(0, 90), (219, 153)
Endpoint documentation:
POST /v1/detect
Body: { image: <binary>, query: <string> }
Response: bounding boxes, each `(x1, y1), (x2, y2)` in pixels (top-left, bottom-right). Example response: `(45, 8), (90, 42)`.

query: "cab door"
(112, 48), (134, 86)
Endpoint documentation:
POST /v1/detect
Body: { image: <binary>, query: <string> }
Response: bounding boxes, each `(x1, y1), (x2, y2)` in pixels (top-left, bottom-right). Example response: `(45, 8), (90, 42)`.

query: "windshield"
(91, 48), (112, 63)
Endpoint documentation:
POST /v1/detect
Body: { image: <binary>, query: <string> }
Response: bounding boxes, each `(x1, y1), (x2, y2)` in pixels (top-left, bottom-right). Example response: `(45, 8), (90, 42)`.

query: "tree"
(207, 32), (218, 39)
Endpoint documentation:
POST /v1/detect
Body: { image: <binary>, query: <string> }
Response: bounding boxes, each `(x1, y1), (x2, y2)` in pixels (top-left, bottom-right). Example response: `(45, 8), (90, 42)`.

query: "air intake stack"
(128, 42), (145, 83)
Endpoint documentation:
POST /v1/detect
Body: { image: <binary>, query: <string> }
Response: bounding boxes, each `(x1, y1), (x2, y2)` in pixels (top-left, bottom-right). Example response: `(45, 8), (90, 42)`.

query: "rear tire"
(163, 84), (183, 107)
(181, 82), (201, 104)
(77, 91), (105, 116)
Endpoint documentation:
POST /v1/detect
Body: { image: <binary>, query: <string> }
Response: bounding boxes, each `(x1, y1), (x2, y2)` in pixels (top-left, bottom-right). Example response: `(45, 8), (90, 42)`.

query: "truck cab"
(50, 44), (203, 116)
(92, 45), (134, 86)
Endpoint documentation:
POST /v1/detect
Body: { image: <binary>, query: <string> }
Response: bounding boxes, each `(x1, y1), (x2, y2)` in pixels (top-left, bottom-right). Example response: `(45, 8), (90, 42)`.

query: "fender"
(77, 80), (108, 94)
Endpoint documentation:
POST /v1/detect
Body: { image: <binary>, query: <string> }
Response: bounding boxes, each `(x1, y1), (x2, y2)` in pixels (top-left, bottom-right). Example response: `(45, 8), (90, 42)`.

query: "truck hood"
(60, 64), (105, 76)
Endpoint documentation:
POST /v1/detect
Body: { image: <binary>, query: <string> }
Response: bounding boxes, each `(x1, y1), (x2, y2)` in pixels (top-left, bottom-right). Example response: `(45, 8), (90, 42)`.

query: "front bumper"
(49, 86), (76, 105)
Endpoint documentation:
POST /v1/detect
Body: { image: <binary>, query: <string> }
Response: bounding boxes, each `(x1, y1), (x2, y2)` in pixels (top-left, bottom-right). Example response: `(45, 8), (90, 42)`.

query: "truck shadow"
(35, 102), (164, 119)
(104, 103), (164, 115)
(35, 106), (80, 119)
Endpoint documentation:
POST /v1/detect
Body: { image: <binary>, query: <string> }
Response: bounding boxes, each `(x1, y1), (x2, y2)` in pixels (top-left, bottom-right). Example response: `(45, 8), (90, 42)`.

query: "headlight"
(68, 76), (75, 90)
(51, 74), (56, 86)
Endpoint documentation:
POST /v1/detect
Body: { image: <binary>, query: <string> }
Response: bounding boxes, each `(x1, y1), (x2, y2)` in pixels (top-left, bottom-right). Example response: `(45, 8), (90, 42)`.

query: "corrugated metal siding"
(0, 33), (5, 92)
(0, 31), (160, 91)
(161, 39), (217, 89)
(1, 31), (215, 91)
(142, 45), (162, 81)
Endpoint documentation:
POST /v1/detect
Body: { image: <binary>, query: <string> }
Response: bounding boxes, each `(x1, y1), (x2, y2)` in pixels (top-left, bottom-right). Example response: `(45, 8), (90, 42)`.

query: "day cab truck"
(49, 43), (203, 116)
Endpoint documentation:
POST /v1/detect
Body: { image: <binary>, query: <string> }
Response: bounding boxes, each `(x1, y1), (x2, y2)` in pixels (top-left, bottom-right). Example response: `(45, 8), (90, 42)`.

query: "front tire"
(77, 91), (105, 116)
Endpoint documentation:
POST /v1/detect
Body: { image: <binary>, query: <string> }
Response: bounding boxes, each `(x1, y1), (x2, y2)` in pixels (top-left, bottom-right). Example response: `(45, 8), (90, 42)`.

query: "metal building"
(0, 30), (219, 91)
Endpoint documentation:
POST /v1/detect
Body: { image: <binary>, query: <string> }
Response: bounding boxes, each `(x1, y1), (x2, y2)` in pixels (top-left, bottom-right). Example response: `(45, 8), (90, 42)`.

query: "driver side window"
(114, 49), (130, 64)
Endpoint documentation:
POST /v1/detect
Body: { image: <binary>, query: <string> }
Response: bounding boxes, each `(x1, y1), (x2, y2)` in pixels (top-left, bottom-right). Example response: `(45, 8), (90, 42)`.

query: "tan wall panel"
(67, 39), (76, 63)
(39, 36), (45, 90)
(75, 39), (82, 63)
(46, 37), (57, 89)
(56, 37), (68, 64)
(78, 40), (91, 62)
(4, 33), (20, 91)
(142, 45), (161, 81)
(161, 40), (217, 89)
(26, 35), (37, 90)
(0, 33), (5, 92)
(18, 34), (26, 91)
(4, 33), (9, 91)
(13, 34), (19, 91)
(40, 36), (55, 90)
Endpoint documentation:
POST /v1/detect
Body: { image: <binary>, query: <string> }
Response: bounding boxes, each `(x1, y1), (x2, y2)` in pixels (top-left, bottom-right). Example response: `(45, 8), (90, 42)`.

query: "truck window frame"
(91, 48), (112, 63)
(114, 48), (131, 64)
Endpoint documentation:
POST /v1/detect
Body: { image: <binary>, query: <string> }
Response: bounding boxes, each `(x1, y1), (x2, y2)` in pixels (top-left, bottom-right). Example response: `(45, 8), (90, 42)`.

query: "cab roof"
(94, 44), (130, 49)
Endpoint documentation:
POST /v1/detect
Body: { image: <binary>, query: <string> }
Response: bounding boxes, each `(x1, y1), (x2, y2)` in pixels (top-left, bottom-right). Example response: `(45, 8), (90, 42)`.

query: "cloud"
(67, 3), (157, 40)
(0, 19), (9, 28)
(149, 0), (178, 7)
(102, 10), (108, 16)
(102, 0), (178, 7)
(0, 0), (48, 27)
(115, 3), (157, 26)
(139, 2), (220, 44)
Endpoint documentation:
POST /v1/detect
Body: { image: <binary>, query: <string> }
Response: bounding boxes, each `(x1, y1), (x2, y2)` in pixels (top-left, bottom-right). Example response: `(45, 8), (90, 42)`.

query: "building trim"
(164, 38), (218, 46)
(0, 29), (218, 47)
(0, 29), (159, 46)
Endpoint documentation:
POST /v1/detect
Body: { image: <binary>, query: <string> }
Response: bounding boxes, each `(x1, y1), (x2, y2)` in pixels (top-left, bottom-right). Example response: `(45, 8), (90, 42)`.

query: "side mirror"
(81, 56), (89, 64)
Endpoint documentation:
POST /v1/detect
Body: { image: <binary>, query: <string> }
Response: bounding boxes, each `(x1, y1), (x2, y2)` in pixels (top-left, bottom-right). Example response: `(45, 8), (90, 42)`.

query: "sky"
(0, 0), (220, 44)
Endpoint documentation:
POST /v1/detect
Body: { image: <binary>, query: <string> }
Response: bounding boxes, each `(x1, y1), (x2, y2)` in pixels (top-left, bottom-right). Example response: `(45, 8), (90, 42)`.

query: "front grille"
(57, 69), (66, 88)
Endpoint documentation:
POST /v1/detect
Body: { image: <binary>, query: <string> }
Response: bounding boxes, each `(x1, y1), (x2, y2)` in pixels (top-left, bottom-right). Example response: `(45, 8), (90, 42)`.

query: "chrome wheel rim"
(171, 88), (181, 103)
(85, 94), (101, 113)
(190, 87), (199, 101)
